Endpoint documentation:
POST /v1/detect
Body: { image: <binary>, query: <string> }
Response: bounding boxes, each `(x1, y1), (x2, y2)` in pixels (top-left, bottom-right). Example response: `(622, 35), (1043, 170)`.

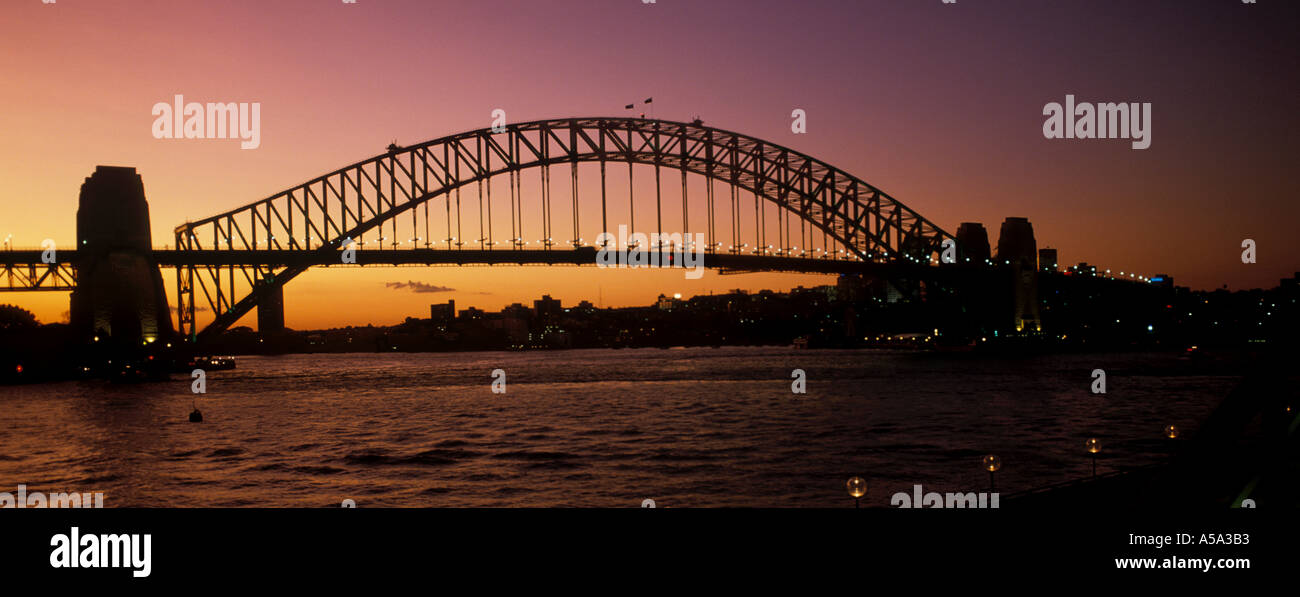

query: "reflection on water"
(0, 347), (1235, 507)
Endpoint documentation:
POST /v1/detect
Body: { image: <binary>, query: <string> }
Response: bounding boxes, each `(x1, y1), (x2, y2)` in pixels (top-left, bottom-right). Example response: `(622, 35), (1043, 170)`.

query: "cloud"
(171, 305), (211, 313)
(385, 281), (456, 293)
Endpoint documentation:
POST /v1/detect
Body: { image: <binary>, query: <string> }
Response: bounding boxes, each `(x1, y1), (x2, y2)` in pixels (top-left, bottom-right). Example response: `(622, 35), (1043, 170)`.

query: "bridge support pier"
(997, 217), (1042, 333)
(257, 284), (285, 334)
(70, 166), (174, 346)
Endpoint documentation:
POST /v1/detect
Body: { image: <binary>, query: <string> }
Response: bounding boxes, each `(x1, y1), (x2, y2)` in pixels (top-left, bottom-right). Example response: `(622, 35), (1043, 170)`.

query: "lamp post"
(846, 476), (867, 508)
(1085, 438), (1101, 477)
(982, 455), (1001, 490)
(1164, 425), (1178, 439)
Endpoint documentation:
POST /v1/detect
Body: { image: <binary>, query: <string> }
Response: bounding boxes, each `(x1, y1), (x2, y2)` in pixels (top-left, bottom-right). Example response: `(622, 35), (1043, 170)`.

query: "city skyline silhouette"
(3, 0), (1296, 330)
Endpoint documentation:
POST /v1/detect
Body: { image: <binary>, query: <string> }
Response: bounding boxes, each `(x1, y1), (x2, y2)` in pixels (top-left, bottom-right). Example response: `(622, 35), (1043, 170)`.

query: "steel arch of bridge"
(174, 117), (952, 341)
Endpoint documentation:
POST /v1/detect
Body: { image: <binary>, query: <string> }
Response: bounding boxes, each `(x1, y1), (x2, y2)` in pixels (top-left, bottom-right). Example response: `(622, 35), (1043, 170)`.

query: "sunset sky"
(2, 0), (1296, 330)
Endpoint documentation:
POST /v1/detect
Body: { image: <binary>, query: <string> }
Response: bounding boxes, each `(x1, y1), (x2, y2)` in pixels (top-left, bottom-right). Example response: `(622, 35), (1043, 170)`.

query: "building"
(486, 316), (529, 345)
(1282, 272), (1299, 293)
(534, 295), (562, 318)
(503, 303), (532, 320)
(430, 300), (456, 322)
(1038, 248), (1058, 272)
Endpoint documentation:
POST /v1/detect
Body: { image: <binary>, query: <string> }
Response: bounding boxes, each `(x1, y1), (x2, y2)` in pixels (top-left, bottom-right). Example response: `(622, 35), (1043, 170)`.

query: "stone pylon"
(69, 166), (174, 346)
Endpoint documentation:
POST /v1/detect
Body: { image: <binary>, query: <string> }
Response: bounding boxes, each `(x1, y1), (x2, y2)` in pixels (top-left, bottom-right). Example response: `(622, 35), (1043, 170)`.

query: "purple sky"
(2, 0), (1296, 327)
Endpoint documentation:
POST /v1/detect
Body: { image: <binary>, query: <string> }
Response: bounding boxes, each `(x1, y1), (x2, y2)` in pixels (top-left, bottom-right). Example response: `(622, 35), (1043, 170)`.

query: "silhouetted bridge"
(1, 248), (940, 273)
(3, 117), (1110, 344)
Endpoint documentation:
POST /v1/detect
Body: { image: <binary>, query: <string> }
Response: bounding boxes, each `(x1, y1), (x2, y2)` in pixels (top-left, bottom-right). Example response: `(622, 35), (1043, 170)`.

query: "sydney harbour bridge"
(2, 117), (1096, 348)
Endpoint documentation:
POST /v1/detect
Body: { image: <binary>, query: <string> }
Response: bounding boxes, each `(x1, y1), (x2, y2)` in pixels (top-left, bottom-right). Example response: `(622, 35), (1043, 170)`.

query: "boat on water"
(183, 356), (236, 371)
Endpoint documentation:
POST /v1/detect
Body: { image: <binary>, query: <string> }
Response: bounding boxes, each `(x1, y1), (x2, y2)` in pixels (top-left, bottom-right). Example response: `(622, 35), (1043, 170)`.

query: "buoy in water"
(189, 408), (203, 423)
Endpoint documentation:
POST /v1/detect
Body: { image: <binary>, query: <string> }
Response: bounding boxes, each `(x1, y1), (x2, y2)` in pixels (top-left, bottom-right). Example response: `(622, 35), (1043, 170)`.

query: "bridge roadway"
(3, 248), (947, 291)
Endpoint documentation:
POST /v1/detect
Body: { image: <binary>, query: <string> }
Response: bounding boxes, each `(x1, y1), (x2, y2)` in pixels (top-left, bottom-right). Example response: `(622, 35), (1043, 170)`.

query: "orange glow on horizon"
(3, 1), (1296, 329)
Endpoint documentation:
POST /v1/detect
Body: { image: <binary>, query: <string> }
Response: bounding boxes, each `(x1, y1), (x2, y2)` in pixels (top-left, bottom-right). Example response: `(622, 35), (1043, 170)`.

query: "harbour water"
(0, 347), (1237, 507)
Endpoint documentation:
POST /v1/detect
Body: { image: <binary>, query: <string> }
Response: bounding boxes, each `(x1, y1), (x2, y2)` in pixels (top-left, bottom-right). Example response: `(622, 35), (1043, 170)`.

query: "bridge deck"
(2, 249), (927, 292)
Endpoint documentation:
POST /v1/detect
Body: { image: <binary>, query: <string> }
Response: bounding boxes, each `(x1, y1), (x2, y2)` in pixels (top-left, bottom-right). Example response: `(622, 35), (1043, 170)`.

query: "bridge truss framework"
(173, 117), (954, 341)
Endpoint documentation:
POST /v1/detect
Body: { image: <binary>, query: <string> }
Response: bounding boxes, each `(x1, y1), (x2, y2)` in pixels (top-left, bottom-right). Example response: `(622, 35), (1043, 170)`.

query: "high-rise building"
(1038, 248), (1058, 272)
(430, 299), (456, 322)
(534, 295), (562, 318)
